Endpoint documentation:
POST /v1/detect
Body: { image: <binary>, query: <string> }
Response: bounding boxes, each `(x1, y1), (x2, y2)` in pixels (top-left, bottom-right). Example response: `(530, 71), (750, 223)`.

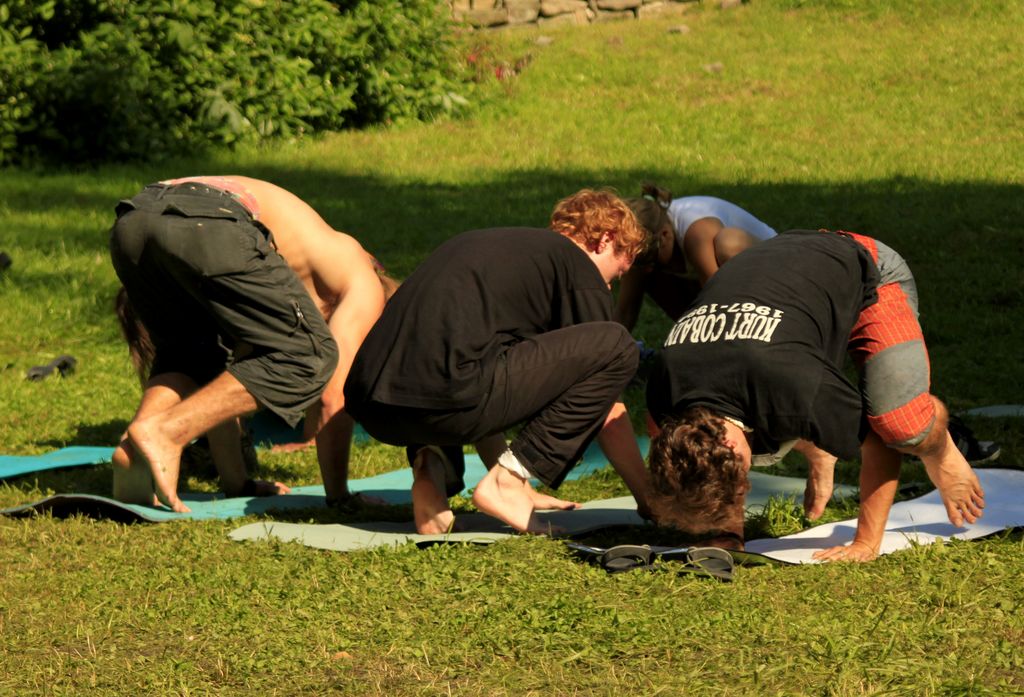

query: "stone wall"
(451, 0), (709, 29)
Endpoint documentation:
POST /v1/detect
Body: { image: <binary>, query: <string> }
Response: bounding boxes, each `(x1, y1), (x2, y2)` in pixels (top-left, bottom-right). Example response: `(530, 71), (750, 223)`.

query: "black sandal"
(567, 542), (736, 582)
(26, 354), (77, 381)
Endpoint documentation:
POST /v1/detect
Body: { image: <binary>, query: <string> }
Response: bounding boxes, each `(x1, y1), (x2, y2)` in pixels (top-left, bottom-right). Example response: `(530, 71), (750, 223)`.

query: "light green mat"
(229, 471), (856, 552)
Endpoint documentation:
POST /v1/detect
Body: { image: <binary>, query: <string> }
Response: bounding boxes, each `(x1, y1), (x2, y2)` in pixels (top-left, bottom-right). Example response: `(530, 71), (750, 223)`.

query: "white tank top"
(667, 196), (776, 245)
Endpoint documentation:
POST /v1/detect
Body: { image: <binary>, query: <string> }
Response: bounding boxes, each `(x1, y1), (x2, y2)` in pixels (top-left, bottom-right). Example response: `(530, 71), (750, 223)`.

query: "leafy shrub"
(0, 0), (469, 165)
(342, 0), (469, 126)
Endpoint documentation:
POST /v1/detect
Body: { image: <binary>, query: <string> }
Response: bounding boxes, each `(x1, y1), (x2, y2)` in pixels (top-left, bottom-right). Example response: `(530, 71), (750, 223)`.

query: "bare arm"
(682, 218), (725, 285)
(209, 417), (291, 497)
(308, 236), (387, 501)
(794, 439), (839, 520)
(596, 402), (652, 518)
(813, 431), (900, 562)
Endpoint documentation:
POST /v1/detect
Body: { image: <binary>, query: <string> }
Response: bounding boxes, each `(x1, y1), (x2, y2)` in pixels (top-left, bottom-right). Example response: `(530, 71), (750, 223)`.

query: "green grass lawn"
(2, 1), (1023, 694)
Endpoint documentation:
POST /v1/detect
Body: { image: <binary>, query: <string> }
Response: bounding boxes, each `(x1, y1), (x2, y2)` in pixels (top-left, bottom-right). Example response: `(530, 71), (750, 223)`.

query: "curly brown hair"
(647, 406), (750, 538)
(549, 188), (646, 261)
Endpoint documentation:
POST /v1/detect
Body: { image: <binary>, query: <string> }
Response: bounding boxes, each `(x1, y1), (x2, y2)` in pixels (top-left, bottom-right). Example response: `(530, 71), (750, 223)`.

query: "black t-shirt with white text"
(346, 228), (612, 410)
(646, 230), (879, 459)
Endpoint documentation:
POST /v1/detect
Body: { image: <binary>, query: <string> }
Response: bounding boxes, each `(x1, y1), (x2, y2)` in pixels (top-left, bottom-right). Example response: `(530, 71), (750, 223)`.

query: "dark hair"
(646, 406), (750, 535)
(625, 182), (674, 266)
(115, 286), (155, 385)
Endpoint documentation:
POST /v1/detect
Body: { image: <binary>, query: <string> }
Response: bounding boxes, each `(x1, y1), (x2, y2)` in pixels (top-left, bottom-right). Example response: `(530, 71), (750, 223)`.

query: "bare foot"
(528, 489), (580, 511)
(923, 434), (985, 527)
(472, 466), (550, 533)
(112, 440), (131, 470)
(411, 448), (456, 534)
(111, 439), (159, 506)
(354, 492), (391, 506)
(126, 419), (191, 513)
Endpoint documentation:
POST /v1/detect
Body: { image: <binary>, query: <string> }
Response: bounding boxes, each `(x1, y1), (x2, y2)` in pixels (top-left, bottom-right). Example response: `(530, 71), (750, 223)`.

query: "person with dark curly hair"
(645, 229), (985, 561)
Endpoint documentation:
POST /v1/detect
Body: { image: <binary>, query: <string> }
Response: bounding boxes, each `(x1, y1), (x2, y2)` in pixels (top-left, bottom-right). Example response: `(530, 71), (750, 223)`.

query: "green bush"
(0, 35), (38, 165)
(0, 0), (469, 165)
(344, 0), (469, 126)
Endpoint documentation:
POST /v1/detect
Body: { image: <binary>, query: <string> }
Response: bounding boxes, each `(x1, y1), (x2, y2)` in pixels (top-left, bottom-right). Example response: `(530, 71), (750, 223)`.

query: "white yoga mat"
(746, 468), (1024, 564)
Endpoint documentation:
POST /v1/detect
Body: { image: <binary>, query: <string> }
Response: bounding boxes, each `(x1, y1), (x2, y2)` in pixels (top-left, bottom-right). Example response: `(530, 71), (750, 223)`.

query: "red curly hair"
(549, 189), (646, 261)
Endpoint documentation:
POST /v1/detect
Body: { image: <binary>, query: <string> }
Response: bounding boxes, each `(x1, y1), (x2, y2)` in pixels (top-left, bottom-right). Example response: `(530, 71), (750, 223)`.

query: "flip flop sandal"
(677, 546), (735, 582)
(567, 542), (736, 581)
(25, 354), (77, 381)
(600, 544), (657, 573)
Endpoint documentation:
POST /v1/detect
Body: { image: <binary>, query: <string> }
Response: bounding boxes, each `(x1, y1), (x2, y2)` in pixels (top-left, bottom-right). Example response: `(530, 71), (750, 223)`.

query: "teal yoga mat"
(0, 439), (638, 522)
(0, 414), (365, 482)
(0, 447), (115, 480)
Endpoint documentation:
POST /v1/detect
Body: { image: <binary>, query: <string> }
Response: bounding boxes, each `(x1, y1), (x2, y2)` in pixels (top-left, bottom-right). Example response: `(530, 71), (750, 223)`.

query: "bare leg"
(208, 418), (291, 497)
(113, 373), (195, 505)
(410, 447), (457, 534)
(315, 409), (355, 503)
(713, 227), (758, 266)
(127, 371), (258, 513)
(208, 417), (248, 495)
(794, 440), (839, 520)
(905, 397), (984, 527)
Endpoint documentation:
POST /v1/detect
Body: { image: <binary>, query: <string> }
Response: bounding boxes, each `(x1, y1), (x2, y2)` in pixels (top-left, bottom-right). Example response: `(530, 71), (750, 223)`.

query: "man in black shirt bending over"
(345, 190), (652, 534)
(646, 230), (985, 561)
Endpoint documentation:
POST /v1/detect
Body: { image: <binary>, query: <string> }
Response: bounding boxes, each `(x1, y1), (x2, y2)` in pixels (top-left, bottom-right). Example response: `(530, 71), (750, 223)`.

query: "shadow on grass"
(36, 419), (128, 450)
(2, 167), (1021, 483)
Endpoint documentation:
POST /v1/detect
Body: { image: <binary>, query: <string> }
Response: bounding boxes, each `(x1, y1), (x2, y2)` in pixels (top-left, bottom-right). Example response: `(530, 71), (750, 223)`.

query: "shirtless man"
(344, 189), (653, 534)
(109, 176), (389, 512)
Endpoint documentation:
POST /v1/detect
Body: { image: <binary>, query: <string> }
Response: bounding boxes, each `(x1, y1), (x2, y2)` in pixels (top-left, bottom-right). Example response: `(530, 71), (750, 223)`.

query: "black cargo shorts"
(109, 181), (338, 426)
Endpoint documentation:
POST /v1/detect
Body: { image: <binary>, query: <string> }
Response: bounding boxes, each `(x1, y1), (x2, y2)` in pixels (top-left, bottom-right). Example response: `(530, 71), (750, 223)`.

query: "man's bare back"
(218, 176), (379, 322)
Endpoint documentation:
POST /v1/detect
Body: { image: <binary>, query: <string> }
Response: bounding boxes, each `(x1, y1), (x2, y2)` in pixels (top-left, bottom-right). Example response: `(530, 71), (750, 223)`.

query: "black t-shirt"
(646, 230), (879, 459)
(345, 228), (612, 410)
